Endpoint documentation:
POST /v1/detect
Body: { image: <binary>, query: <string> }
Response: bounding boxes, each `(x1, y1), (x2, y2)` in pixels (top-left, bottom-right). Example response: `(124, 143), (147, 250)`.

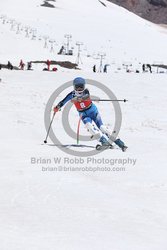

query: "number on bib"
(80, 102), (86, 109)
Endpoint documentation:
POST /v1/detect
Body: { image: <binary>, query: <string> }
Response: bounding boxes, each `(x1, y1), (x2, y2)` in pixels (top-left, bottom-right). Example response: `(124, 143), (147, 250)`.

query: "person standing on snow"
(53, 77), (127, 151)
(93, 65), (96, 73)
(46, 60), (51, 71)
(27, 61), (32, 70)
(19, 59), (25, 70)
(7, 61), (13, 70)
(103, 64), (107, 73)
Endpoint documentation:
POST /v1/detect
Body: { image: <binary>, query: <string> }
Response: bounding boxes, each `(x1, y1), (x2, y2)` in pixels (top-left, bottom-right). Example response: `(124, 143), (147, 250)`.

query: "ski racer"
(53, 77), (127, 151)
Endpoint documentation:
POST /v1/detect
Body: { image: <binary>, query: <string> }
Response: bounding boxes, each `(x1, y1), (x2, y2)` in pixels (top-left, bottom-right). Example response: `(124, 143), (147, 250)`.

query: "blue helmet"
(73, 77), (86, 92)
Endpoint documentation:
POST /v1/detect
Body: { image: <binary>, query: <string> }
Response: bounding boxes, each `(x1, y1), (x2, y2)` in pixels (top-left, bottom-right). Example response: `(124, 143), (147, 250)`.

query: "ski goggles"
(75, 84), (85, 90)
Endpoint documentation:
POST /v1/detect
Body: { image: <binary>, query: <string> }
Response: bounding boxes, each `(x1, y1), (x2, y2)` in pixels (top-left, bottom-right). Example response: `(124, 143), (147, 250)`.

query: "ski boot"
(96, 136), (114, 150)
(114, 138), (128, 152)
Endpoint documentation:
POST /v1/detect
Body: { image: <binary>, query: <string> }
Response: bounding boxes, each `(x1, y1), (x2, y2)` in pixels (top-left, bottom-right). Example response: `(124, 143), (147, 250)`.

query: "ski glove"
(53, 106), (59, 113)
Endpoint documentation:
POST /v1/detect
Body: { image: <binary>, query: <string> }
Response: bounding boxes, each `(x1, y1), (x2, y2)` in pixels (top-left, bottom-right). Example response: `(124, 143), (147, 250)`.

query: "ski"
(95, 144), (128, 151)
(96, 144), (114, 151)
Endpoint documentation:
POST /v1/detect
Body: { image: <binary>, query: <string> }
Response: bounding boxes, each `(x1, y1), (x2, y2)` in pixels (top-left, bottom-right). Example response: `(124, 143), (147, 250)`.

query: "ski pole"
(92, 99), (128, 102)
(44, 112), (56, 144)
(77, 114), (82, 144)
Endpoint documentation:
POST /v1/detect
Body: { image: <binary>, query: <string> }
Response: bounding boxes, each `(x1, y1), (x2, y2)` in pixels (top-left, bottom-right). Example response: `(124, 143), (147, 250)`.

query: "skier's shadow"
(46, 144), (95, 149)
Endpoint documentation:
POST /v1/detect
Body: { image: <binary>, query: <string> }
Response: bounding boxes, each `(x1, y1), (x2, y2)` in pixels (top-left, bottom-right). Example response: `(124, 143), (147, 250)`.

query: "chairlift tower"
(64, 34), (72, 55)
(10, 19), (15, 30)
(16, 23), (21, 34)
(31, 29), (37, 40)
(1, 15), (7, 24)
(49, 40), (56, 52)
(98, 53), (106, 72)
(76, 42), (83, 65)
(43, 36), (49, 48)
(25, 26), (30, 37)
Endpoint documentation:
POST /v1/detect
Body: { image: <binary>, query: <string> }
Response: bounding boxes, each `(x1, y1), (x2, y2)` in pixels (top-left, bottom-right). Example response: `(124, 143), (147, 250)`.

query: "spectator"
(103, 64), (108, 73)
(142, 64), (146, 72)
(58, 46), (65, 55)
(27, 62), (32, 70)
(7, 61), (13, 70)
(93, 65), (96, 73)
(146, 64), (152, 73)
(19, 59), (25, 70)
(46, 60), (51, 71)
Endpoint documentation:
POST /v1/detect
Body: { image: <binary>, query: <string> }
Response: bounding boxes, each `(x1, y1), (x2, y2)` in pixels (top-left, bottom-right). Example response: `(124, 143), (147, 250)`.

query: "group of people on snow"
(93, 64), (109, 73)
(0, 60), (58, 71)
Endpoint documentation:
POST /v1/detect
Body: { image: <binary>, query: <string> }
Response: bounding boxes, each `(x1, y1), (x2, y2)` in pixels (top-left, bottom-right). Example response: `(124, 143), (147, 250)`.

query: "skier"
(53, 77), (127, 151)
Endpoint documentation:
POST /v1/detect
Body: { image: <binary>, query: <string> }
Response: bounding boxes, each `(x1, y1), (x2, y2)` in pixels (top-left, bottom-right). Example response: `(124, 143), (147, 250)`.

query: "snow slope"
(0, 70), (167, 250)
(0, 0), (167, 250)
(0, 0), (167, 65)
